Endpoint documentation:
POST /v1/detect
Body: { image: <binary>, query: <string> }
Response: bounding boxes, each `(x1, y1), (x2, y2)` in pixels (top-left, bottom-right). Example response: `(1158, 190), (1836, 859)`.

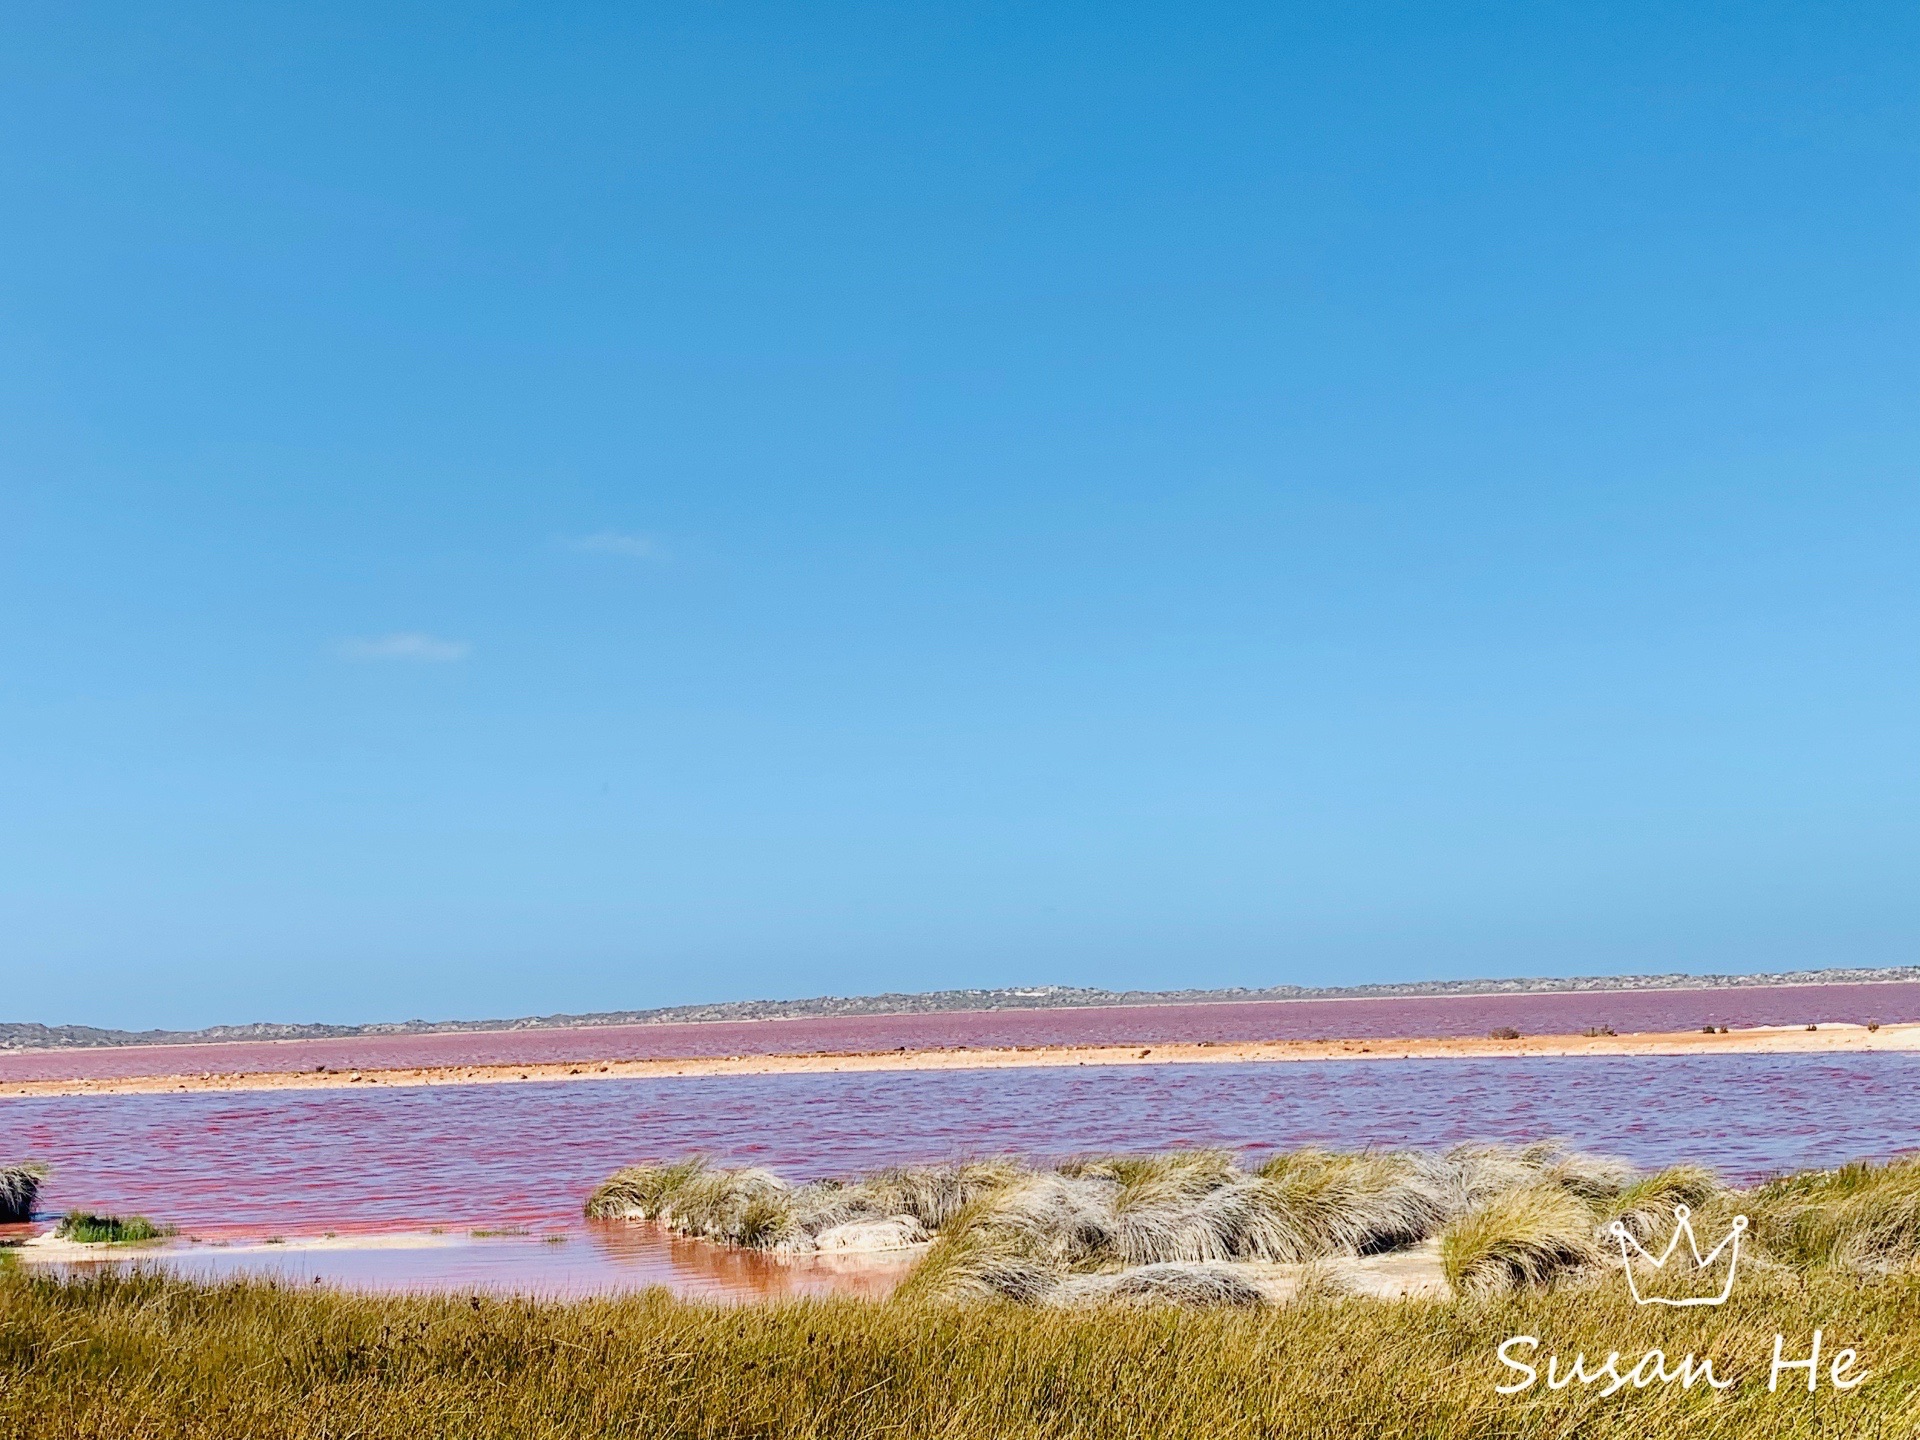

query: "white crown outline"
(1608, 1204), (1749, 1307)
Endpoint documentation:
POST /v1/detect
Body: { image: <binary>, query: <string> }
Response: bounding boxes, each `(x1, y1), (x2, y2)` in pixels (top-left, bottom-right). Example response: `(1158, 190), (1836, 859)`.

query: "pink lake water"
(17, 1054), (1920, 1233)
(11, 989), (1919, 1297)
(4, 984), (1915, 1083)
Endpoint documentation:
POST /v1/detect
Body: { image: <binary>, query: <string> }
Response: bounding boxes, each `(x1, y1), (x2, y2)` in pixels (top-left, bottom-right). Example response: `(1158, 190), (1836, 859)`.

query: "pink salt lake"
(6, 989), (1918, 1298)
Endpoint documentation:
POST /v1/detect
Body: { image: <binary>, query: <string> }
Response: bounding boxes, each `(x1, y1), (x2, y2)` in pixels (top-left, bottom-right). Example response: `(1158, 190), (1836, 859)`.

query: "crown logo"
(1608, 1205), (1748, 1307)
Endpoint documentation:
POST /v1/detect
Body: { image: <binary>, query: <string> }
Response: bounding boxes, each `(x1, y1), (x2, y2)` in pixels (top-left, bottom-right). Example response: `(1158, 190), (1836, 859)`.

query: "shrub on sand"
(54, 1213), (168, 1244)
(580, 1146), (1920, 1308)
(0, 1165), (46, 1224)
(1440, 1184), (1601, 1297)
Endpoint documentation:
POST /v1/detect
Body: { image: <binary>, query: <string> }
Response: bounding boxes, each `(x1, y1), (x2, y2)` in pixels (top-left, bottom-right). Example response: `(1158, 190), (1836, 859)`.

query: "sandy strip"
(4, 1021), (1916, 1100)
(13, 1230), (469, 1262)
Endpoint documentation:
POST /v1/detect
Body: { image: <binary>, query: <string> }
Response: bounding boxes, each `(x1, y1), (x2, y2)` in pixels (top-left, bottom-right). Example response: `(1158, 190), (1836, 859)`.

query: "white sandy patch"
(14, 1229), (474, 1263)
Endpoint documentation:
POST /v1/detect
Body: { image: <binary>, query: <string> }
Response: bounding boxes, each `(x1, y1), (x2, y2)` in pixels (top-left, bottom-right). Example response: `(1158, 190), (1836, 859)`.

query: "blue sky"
(3, 3), (1917, 1030)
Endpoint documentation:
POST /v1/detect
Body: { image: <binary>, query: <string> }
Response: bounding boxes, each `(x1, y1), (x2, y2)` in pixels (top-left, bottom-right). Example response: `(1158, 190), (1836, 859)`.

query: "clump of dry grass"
(667, 1166), (797, 1246)
(1604, 1165), (1721, 1243)
(1439, 1155), (1726, 1298)
(0, 1163), (45, 1223)
(1084, 1150), (1244, 1264)
(1741, 1155), (1920, 1274)
(1445, 1139), (1634, 1210)
(1439, 1153), (1920, 1298)
(585, 1159), (800, 1246)
(893, 1196), (1071, 1303)
(853, 1158), (1026, 1229)
(1441, 1183), (1603, 1297)
(1247, 1148), (1454, 1260)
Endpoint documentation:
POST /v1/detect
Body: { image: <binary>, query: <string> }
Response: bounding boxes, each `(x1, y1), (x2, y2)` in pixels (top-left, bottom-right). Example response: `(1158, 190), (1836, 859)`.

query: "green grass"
(0, 1266), (1914, 1438)
(52, 1211), (170, 1244)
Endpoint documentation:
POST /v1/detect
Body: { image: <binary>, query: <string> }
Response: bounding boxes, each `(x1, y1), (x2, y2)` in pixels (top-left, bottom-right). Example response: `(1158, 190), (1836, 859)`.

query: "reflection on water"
(30, 1222), (918, 1301)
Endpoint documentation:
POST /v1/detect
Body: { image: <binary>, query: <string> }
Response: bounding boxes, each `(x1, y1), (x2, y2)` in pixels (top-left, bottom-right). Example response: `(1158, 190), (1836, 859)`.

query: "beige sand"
(5, 1020), (1915, 1100)
(1241, 1238), (1449, 1302)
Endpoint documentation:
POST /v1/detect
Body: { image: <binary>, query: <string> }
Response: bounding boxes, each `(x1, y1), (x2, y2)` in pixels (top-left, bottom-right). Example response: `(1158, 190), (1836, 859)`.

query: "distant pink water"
(5, 983), (1914, 1082)
(8, 1055), (1917, 1242)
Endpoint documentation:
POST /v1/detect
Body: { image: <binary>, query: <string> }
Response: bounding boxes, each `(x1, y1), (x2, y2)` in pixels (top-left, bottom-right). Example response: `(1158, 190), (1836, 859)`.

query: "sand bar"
(4, 1021), (1915, 1100)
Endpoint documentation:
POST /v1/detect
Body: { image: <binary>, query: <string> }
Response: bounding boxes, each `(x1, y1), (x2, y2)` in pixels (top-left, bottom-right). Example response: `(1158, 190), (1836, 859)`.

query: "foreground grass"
(1, 1268), (1915, 1439)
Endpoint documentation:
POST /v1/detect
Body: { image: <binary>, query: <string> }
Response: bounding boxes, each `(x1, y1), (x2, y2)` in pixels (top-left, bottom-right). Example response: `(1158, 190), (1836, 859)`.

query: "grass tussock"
(0, 1163), (45, 1224)
(1738, 1155), (1920, 1274)
(2, 1265), (1915, 1439)
(53, 1212), (170, 1244)
(1604, 1164), (1721, 1243)
(1441, 1184), (1602, 1298)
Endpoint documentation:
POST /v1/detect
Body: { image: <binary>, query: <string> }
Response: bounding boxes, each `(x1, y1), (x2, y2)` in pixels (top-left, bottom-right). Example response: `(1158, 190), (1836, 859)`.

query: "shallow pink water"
(5, 984), (1914, 1082)
(41, 1228), (919, 1301)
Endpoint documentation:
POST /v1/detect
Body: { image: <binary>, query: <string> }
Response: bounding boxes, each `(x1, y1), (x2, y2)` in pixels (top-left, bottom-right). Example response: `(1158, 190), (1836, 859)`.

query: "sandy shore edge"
(4, 1021), (1916, 1099)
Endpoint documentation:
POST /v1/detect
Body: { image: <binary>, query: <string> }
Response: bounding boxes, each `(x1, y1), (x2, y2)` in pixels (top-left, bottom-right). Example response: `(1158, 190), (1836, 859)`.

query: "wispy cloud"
(570, 530), (665, 560)
(335, 632), (472, 663)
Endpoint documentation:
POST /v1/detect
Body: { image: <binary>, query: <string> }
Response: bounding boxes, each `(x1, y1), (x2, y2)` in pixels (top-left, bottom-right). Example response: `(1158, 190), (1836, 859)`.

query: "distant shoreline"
(6, 965), (1917, 1055)
(7, 1019), (1918, 1099)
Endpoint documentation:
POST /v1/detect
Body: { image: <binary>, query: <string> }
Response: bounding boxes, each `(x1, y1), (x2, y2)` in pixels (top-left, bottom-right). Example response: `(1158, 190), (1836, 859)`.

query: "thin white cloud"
(570, 530), (665, 560)
(335, 632), (471, 663)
